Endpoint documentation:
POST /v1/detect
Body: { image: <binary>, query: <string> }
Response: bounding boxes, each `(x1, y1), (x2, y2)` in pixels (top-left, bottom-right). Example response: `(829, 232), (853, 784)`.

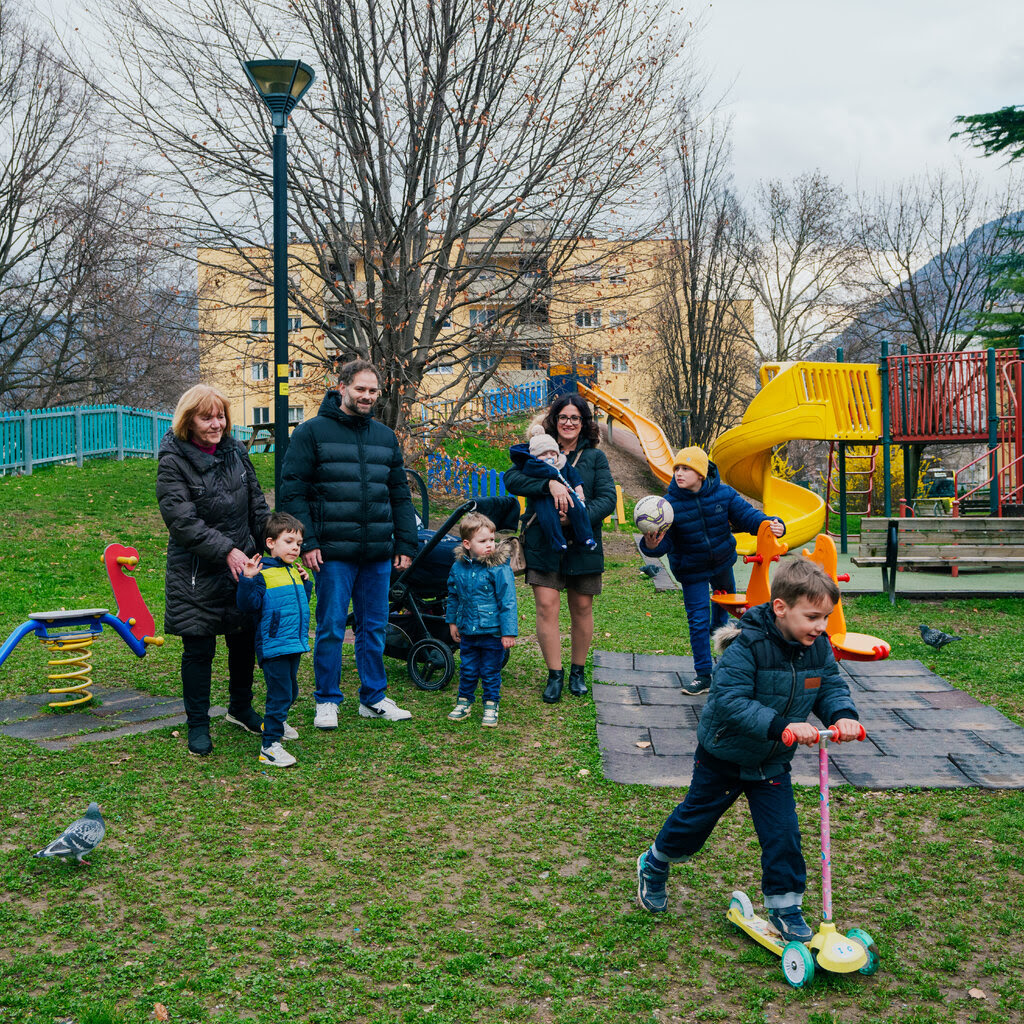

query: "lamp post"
(242, 58), (315, 499)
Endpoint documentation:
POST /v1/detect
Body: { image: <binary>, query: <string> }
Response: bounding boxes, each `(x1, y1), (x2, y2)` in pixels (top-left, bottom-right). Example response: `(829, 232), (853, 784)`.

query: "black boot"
(568, 663), (588, 697)
(187, 724), (213, 756)
(542, 669), (564, 704)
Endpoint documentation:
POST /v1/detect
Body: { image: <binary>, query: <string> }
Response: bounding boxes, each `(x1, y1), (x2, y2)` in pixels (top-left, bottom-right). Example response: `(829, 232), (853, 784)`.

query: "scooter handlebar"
(780, 724), (867, 746)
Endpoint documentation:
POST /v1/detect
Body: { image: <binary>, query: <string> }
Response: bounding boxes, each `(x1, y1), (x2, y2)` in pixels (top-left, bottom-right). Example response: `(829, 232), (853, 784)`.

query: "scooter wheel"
(781, 941), (815, 988)
(846, 928), (880, 975)
(728, 891), (754, 920)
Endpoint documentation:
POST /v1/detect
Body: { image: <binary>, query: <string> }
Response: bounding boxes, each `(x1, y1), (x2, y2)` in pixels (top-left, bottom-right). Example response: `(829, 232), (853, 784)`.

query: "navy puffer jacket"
(641, 463), (784, 582)
(696, 603), (859, 781)
(278, 391), (418, 564)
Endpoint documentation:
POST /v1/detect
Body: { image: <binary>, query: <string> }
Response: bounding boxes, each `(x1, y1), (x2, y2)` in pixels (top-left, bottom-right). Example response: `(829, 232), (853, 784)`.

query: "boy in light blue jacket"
(446, 513), (517, 727)
(237, 512), (312, 767)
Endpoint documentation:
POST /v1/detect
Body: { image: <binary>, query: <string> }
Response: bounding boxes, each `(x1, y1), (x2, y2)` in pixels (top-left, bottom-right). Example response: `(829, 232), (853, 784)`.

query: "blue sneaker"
(769, 905), (814, 942)
(636, 850), (669, 912)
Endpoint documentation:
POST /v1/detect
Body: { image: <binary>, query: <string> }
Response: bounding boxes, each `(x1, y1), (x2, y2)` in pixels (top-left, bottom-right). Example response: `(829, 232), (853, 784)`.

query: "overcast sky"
(693, 0), (1021, 198)
(47, 0), (1020, 200)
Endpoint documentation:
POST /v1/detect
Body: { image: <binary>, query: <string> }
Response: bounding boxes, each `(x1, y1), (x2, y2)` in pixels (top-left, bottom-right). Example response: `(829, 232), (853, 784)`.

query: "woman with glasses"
(503, 393), (617, 703)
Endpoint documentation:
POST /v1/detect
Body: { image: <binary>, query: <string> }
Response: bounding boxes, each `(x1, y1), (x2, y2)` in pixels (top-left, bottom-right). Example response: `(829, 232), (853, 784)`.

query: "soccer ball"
(633, 494), (673, 534)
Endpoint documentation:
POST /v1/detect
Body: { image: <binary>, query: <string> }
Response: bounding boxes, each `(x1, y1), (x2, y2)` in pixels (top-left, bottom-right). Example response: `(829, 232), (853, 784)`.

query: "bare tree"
(742, 171), (864, 362)
(643, 90), (756, 448)
(853, 166), (1024, 355)
(79, 0), (688, 430)
(0, 3), (90, 407)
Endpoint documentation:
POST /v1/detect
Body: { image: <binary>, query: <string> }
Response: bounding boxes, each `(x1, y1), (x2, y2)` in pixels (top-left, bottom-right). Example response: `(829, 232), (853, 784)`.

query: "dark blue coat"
(641, 464), (784, 582)
(236, 556), (313, 662)
(696, 603), (859, 780)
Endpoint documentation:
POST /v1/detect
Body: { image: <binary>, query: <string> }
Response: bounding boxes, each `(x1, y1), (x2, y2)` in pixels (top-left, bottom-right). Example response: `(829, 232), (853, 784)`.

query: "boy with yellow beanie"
(639, 446), (785, 693)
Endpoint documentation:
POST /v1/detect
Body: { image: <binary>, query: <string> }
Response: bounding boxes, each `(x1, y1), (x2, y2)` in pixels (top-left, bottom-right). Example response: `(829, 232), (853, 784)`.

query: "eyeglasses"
(557, 415), (581, 424)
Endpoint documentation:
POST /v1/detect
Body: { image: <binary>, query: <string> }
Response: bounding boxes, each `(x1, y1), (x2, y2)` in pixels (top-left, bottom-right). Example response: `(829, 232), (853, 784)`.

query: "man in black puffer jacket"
(279, 360), (418, 727)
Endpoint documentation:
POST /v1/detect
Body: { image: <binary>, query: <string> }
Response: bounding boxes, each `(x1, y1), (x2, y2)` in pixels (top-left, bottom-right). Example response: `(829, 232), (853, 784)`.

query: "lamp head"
(243, 59), (315, 128)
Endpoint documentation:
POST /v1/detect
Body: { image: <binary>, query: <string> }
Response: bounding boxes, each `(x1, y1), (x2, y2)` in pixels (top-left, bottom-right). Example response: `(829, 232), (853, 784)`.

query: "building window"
(253, 406), (271, 424)
(251, 361), (269, 381)
(250, 318), (268, 334)
(575, 308), (601, 329)
(247, 278), (267, 292)
(611, 354), (628, 373)
(425, 360), (455, 374)
(518, 255), (548, 277)
(519, 302), (549, 325)
(287, 316), (302, 332)
(580, 353), (603, 372)
(469, 308), (499, 328)
(520, 347), (550, 371)
(609, 266), (627, 285)
(288, 406), (305, 424)
(609, 310), (628, 328)
(573, 265), (600, 282)
(289, 361), (304, 379)
(329, 261), (358, 282)
(469, 353), (499, 374)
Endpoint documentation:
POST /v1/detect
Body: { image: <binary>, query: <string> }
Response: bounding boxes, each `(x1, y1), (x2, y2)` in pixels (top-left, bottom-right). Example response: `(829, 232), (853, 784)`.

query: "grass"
(438, 415), (533, 471)
(0, 457), (1023, 1023)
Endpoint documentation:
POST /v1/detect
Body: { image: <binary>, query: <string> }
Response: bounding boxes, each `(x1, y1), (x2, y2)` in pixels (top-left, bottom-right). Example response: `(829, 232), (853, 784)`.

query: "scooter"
(726, 724), (880, 988)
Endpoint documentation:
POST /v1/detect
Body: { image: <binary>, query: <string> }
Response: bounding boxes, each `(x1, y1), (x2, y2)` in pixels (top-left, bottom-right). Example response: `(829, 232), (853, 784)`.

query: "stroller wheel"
(408, 638), (455, 691)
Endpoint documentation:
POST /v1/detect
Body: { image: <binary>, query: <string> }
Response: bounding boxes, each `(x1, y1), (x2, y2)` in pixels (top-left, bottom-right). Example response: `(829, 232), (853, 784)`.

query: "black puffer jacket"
(278, 391), (418, 564)
(156, 431), (271, 636)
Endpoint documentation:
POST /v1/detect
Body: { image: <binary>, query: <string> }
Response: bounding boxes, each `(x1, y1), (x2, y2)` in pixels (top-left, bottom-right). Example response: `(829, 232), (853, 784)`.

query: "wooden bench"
(852, 516), (1024, 601)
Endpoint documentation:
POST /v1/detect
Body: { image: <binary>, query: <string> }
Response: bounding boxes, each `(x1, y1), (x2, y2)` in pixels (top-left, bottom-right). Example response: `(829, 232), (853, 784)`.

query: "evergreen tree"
(953, 106), (1024, 346)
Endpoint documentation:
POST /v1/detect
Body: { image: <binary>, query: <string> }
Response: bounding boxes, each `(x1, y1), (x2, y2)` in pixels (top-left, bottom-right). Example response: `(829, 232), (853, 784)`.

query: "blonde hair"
(459, 513), (496, 541)
(172, 384), (233, 441)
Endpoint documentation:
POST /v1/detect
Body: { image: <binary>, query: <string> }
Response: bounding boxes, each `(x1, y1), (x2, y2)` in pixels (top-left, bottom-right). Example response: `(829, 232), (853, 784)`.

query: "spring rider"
(0, 543), (164, 707)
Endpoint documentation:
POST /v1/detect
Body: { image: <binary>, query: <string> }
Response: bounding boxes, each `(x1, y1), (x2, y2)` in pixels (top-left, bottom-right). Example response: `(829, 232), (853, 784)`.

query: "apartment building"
(196, 229), (734, 428)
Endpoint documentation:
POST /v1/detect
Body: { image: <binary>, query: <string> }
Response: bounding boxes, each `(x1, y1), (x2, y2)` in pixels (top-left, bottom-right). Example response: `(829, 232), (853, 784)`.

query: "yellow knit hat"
(672, 446), (709, 478)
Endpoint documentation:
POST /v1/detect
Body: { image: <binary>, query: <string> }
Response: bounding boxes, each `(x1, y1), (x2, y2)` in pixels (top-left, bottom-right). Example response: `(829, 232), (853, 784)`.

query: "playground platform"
(592, 650), (1024, 790)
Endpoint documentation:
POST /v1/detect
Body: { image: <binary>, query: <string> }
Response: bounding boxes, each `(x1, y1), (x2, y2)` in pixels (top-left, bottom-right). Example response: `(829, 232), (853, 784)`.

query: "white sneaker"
(314, 703), (338, 730)
(282, 721), (299, 740)
(358, 696), (412, 721)
(259, 742), (296, 767)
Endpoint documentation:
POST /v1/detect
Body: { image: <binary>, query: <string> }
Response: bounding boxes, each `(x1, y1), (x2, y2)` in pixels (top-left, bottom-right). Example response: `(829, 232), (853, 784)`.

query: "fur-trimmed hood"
(712, 622), (743, 655)
(453, 545), (509, 567)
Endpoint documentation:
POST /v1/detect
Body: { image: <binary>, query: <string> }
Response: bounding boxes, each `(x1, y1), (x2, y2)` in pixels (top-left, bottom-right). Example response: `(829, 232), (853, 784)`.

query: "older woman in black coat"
(156, 384), (271, 756)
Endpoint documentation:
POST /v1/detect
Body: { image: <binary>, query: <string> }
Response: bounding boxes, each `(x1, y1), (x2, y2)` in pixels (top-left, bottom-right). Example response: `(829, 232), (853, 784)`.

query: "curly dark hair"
(540, 392), (599, 446)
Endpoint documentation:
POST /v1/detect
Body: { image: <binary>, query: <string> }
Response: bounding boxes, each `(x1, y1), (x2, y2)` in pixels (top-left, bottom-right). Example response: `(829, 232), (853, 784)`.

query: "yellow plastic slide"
(576, 381), (676, 485)
(710, 362), (882, 552)
(579, 363), (882, 554)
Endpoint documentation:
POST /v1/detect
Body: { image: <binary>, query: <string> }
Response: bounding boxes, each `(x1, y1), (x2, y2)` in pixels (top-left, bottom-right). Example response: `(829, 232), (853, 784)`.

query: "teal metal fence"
(0, 404), (254, 476)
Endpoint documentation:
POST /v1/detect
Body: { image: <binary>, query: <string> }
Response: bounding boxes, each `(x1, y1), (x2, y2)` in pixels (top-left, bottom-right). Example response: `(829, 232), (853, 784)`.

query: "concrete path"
(592, 650), (1024, 790)
(0, 686), (225, 751)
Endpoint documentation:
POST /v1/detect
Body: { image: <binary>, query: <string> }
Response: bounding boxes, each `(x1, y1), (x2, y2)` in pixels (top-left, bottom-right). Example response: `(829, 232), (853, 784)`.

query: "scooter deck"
(726, 905), (785, 957)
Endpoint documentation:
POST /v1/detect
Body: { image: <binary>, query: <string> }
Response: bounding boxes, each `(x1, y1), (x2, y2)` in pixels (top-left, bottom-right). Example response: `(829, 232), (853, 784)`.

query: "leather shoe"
(542, 669), (564, 704)
(568, 664), (588, 696)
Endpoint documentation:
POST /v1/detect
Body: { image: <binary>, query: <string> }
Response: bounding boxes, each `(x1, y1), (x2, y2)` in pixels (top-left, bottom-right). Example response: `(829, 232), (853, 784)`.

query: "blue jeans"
(312, 559), (391, 707)
(653, 748), (805, 906)
(680, 564), (736, 675)
(458, 634), (504, 703)
(262, 653), (300, 744)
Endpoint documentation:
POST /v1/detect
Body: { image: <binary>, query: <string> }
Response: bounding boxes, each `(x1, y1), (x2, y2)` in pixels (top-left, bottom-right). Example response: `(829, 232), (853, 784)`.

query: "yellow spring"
(41, 634), (95, 708)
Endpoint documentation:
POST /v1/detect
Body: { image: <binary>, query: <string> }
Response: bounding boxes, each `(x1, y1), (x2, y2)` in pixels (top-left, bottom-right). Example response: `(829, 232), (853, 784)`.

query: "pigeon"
(919, 624), (962, 649)
(639, 564), (661, 577)
(34, 802), (105, 865)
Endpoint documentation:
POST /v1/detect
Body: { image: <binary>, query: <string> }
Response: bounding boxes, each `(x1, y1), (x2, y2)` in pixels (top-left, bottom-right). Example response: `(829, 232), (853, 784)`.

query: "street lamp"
(242, 58), (315, 499)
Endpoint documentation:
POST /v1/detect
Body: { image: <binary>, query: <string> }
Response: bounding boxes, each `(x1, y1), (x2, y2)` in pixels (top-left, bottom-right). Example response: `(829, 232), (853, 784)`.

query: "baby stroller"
(381, 470), (521, 691)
